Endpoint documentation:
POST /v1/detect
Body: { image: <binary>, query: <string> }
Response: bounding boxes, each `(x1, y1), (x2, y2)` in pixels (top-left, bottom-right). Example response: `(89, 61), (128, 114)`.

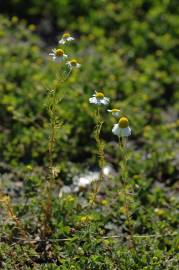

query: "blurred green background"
(0, 0), (179, 187)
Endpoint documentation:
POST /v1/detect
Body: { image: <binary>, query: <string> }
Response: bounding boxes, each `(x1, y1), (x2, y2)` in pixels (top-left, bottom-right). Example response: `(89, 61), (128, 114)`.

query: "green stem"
(90, 107), (104, 207)
(43, 70), (71, 237)
(119, 137), (135, 248)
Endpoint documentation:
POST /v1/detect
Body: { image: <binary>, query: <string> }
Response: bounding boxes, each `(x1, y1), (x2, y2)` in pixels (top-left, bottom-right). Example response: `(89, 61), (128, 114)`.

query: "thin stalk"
(119, 137), (135, 248)
(43, 70), (71, 237)
(90, 107), (105, 207)
(43, 89), (57, 236)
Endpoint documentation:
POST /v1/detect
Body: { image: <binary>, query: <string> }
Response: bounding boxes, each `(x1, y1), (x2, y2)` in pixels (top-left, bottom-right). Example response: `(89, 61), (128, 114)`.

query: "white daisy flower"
(112, 117), (131, 137)
(107, 108), (121, 118)
(59, 32), (75, 44)
(49, 48), (68, 62)
(66, 59), (81, 69)
(89, 91), (110, 106)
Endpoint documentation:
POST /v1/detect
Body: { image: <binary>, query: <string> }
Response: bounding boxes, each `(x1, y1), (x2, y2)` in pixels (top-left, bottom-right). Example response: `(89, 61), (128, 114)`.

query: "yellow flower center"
(70, 59), (78, 66)
(95, 92), (104, 99)
(55, 49), (64, 57)
(63, 32), (70, 38)
(111, 108), (120, 112)
(119, 117), (129, 128)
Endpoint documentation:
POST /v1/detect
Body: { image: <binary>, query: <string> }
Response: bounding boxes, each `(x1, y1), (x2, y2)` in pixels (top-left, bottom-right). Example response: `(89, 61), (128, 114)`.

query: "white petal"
(107, 110), (112, 112)
(52, 56), (56, 61)
(59, 39), (65, 44)
(112, 124), (120, 136)
(112, 125), (131, 137)
(89, 97), (98, 104)
(59, 56), (68, 62)
(122, 127), (131, 137)
(101, 97), (110, 105)
(67, 37), (75, 41)
(54, 57), (63, 62)
(112, 112), (121, 118)
(96, 100), (102, 105)
(49, 53), (55, 56)
(76, 63), (81, 68)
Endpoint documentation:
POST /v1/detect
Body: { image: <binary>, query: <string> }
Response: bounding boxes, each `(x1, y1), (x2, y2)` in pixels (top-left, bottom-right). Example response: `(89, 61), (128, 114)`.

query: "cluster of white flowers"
(49, 33), (131, 138)
(49, 32), (81, 70)
(89, 91), (131, 138)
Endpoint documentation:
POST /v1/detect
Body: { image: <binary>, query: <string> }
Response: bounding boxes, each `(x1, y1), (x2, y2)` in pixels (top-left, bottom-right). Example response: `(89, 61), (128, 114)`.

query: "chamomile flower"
(107, 108), (121, 118)
(49, 48), (68, 62)
(112, 117), (131, 137)
(59, 32), (75, 44)
(89, 91), (110, 106)
(66, 59), (81, 69)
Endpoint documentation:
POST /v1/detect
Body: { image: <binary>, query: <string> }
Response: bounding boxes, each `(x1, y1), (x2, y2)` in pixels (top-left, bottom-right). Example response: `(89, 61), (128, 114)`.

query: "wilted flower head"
(112, 116), (131, 137)
(107, 108), (121, 118)
(66, 59), (81, 69)
(89, 91), (110, 106)
(59, 32), (75, 44)
(49, 48), (68, 62)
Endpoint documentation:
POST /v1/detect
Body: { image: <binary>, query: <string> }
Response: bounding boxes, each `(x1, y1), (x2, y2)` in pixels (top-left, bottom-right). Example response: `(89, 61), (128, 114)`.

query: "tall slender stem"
(43, 70), (71, 237)
(119, 137), (135, 248)
(90, 107), (105, 207)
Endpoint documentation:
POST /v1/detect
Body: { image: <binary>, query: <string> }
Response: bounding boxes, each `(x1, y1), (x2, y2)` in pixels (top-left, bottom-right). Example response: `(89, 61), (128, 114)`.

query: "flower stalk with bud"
(112, 115), (134, 247)
(59, 32), (75, 44)
(66, 59), (81, 69)
(107, 108), (121, 118)
(89, 91), (109, 206)
(43, 33), (80, 237)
